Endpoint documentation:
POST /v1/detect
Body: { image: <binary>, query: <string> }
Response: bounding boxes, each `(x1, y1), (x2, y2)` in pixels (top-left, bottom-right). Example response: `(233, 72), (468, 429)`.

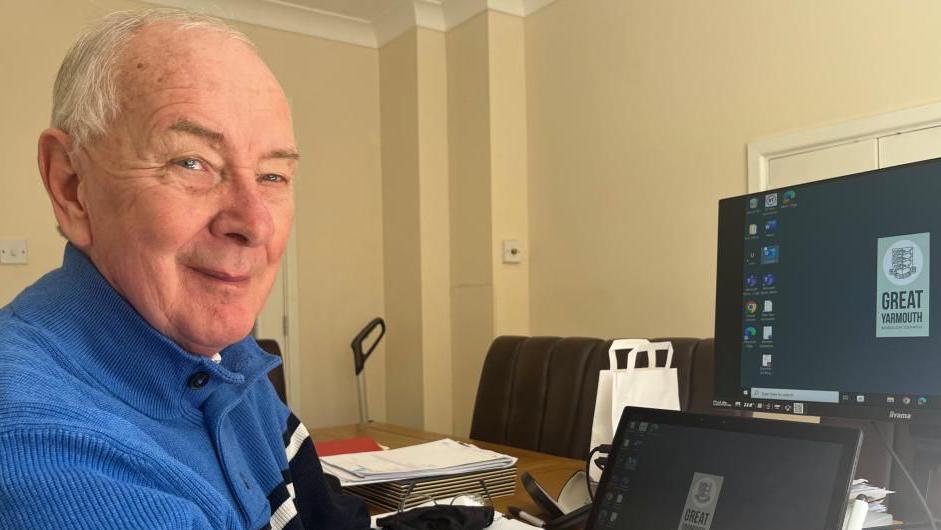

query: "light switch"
(502, 240), (522, 264)
(0, 240), (28, 264)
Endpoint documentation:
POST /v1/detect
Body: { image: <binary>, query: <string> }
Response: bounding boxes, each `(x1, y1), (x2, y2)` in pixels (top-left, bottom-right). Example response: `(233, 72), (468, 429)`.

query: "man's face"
(72, 24), (296, 355)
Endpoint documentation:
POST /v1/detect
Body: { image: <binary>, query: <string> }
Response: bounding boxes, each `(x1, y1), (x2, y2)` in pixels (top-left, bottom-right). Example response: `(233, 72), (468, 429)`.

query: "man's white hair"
(51, 8), (253, 149)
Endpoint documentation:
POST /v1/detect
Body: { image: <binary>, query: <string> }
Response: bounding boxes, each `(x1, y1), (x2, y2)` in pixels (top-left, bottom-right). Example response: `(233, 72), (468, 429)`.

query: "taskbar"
(713, 387), (941, 423)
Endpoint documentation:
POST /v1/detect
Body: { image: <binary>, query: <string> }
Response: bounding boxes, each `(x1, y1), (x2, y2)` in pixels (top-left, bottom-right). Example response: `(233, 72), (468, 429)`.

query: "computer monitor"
(713, 156), (941, 424)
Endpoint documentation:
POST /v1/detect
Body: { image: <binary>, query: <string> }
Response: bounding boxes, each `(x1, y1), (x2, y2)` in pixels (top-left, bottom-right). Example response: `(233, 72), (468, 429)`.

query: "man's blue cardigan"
(0, 244), (368, 529)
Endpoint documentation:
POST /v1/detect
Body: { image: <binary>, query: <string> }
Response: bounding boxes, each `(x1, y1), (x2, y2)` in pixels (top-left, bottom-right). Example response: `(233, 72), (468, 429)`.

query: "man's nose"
(210, 177), (275, 247)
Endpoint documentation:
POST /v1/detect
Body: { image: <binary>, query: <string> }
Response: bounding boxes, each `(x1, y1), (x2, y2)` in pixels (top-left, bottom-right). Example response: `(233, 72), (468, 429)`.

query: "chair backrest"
(256, 338), (288, 405)
(469, 336), (716, 459)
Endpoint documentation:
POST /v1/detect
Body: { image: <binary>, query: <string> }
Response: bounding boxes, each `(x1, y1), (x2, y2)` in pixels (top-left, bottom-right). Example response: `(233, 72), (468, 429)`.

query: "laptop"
(586, 407), (862, 530)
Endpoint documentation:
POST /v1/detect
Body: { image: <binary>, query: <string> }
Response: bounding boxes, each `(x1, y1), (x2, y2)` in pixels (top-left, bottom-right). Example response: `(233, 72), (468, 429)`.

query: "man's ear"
(37, 128), (91, 247)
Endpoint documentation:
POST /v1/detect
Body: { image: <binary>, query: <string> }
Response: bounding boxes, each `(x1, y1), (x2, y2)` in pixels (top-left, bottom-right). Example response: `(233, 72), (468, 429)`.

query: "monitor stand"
(820, 418), (941, 522)
(906, 424), (941, 512)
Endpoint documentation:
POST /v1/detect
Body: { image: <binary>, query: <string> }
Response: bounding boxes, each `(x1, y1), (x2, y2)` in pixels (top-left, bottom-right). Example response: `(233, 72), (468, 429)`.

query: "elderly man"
(0, 9), (367, 530)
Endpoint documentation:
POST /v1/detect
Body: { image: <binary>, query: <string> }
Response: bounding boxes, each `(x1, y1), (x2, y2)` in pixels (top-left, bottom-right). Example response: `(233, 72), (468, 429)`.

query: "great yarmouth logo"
(877, 233), (930, 338)
(679, 473), (723, 530)
(883, 240), (924, 285)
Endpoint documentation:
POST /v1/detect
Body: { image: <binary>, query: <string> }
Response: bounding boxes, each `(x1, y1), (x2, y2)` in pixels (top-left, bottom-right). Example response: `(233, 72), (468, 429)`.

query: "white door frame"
(747, 101), (941, 192)
(256, 230), (302, 408)
(282, 230), (302, 408)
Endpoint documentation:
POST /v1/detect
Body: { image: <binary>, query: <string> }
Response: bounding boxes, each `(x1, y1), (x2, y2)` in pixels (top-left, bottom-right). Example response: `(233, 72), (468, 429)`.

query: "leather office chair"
(256, 338), (288, 405)
(469, 336), (721, 460)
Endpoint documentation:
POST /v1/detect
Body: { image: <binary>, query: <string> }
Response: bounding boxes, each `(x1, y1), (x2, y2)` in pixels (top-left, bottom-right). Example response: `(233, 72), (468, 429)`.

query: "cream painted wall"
(0, 0), (385, 427)
(415, 28), (455, 435)
(379, 29), (424, 429)
(525, 0), (941, 339)
(447, 13), (496, 437)
(376, 26), (455, 433)
(487, 12), (530, 337)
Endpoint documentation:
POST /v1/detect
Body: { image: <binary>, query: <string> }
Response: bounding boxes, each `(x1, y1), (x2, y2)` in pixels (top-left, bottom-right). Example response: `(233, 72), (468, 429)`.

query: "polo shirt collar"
(11, 244), (280, 419)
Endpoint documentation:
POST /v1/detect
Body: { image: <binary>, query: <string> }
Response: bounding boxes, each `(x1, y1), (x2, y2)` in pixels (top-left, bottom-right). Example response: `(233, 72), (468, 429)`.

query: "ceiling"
(146, 0), (557, 48)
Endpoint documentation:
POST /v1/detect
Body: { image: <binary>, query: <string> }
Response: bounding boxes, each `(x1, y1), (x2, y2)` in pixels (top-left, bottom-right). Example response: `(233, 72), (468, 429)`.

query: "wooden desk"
(310, 422), (585, 516)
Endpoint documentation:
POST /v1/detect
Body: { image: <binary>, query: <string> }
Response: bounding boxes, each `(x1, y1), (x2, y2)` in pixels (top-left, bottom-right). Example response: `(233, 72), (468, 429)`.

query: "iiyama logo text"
(889, 410), (912, 420)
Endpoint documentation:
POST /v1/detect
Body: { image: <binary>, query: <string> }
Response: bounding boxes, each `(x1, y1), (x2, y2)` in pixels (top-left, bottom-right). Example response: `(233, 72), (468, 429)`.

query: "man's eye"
(176, 158), (204, 171)
(261, 173), (286, 183)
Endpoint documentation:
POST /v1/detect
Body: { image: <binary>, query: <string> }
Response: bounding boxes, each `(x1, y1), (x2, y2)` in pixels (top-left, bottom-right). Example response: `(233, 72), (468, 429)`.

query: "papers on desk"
(849, 478), (895, 528)
(321, 438), (518, 487)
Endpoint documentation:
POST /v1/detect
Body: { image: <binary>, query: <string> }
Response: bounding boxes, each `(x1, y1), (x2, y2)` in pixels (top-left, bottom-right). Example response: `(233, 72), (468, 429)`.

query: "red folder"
(315, 437), (383, 457)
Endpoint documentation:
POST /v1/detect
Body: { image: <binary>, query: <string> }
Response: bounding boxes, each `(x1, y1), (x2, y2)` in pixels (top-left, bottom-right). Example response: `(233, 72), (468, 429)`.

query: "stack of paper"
(350, 467), (518, 511)
(321, 439), (518, 511)
(849, 478), (894, 528)
(321, 439), (517, 486)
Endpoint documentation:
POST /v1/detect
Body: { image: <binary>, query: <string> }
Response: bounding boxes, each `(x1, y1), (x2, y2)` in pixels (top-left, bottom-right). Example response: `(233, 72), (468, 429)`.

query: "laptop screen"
(587, 407), (861, 530)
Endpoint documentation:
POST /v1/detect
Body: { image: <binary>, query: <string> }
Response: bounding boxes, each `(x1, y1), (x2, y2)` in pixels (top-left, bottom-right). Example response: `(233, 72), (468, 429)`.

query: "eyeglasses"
(397, 479), (495, 513)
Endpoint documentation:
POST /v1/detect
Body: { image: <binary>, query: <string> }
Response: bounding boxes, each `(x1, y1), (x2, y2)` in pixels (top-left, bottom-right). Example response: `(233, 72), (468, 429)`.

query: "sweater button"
(188, 372), (210, 389)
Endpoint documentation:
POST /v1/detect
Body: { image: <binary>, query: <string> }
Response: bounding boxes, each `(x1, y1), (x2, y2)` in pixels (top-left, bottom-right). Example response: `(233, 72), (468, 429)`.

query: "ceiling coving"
(146, 0), (556, 48)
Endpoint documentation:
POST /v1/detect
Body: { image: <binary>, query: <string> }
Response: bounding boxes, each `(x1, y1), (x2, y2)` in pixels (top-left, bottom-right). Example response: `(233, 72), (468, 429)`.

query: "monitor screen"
(713, 157), (941, 423)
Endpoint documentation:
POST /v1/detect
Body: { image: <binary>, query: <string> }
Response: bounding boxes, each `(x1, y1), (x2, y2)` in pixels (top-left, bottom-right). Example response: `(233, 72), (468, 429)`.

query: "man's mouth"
(189, 266), (251, 283)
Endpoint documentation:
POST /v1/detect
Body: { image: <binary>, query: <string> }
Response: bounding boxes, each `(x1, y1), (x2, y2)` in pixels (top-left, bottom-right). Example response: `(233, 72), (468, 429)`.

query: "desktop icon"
(783, 190), (796, 204)
(744, 300), (758, 315)
(763, 300), (773, 313)
(886, 396), (896, 404)
(902, 396), (912, 405)
(762, 273), (776, 287)
(918, 397), (928, 406)
(745, 274), (759, 289)
(763, 326), (773, 341)
(764, 219), (778, 234)
(765, 193), (778, 208)
(743, 326), (758, 341)
(856, 395), (865, 403)
(749, 197), (759, 209)
(761, 245), (780, 264)
(748, 224), (758, 236)
(761, 354), (772, 368)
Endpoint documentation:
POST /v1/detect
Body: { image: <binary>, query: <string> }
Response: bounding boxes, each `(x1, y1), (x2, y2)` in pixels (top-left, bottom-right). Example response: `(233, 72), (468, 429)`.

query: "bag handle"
(607, 339), (650, 370)
(626, 341), (674, 369)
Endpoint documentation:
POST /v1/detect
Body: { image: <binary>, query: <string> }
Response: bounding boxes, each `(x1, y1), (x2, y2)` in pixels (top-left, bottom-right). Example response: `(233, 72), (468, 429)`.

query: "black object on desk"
(585, 407), (862, 530)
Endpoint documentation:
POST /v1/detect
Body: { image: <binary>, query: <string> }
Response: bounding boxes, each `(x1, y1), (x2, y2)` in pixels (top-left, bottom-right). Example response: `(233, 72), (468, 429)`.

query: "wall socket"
(0, 240), (28, 264)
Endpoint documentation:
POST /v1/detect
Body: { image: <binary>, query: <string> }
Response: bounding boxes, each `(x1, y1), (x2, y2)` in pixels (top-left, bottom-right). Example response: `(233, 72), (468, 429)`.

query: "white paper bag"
(589, 339), (680, 481)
